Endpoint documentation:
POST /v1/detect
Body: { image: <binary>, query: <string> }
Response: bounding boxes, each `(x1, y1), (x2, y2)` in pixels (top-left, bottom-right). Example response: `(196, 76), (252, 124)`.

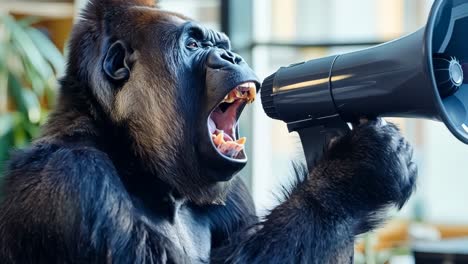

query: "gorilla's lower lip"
(208, 82), (256, 160)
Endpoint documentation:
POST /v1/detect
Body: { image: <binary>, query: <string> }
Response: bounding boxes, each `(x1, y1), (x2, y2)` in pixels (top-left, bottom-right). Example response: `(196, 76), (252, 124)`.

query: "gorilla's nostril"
(221, 51), (237, 65)
(207, 49), (244, 69)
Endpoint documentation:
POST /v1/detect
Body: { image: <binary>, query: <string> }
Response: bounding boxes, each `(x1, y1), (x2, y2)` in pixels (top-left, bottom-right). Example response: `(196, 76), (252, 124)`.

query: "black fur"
(0, 1), (417, 263)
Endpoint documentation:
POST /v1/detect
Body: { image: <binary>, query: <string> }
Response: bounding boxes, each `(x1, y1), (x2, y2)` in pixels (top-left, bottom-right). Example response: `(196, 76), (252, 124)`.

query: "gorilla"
(0, 0), (417, 263)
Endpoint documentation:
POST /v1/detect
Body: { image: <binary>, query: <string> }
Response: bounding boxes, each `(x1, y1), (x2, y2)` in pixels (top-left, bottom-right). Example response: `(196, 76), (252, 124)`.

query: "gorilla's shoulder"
(1, 141), (127, 214)
(5, 141), (117, 186)
(0, 141), (134, 236)
(0, 142), (164, 263)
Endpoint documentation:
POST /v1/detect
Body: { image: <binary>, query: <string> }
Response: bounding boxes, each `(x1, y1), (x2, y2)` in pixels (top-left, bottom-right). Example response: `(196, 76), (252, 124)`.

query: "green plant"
(0, 15), (64, 175)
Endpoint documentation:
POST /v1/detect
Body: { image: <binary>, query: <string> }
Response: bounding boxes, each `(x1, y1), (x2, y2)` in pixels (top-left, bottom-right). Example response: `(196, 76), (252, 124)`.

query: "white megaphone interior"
(428, 0), (468, 143)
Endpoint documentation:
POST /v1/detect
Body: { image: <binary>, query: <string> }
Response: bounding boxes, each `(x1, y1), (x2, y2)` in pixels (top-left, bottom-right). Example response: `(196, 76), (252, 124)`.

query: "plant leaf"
(13, 124), (28, 148)
(0, 46), (8, 114)
(26, 28), (65, 75)
(0, 114), (15, 171)
(0, 114), (14, 138)
(44, 80), (57, 108)
(0, 125), (13, 174)
(24, 61), (45, 97)
(8, 73), (41, 124)
(1, 16), (53, 81)
(23, 121), (41, 139)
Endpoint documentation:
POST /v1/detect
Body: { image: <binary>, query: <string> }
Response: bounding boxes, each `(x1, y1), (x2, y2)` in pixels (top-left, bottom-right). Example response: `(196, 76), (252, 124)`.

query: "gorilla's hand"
(211, 119), (417, 262)
(308, 118), (417, 234)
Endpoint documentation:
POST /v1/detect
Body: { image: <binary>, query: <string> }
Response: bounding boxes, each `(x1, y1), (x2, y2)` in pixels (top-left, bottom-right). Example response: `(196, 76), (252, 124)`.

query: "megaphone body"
(261, 0), (468, 165)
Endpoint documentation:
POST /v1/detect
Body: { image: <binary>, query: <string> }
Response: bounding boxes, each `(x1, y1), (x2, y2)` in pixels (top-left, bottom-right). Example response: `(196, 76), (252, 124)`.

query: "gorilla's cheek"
(111, 69), (183, 159)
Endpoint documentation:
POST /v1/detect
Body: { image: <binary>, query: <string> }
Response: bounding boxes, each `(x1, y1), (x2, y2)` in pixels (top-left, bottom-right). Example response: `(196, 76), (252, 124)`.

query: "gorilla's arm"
(211, 180), (355, 264)
(211, 120), (417, 264)
(0, 144), (187, 264)
(0, 121), (415, 264)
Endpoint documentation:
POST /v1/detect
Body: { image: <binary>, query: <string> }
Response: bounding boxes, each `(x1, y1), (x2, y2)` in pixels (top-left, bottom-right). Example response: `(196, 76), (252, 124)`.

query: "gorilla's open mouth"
(208, 82), (256, 160)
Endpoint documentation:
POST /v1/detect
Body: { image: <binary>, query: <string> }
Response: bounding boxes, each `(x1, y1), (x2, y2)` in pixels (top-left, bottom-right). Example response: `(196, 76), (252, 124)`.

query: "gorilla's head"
(55, 0), (259, 204)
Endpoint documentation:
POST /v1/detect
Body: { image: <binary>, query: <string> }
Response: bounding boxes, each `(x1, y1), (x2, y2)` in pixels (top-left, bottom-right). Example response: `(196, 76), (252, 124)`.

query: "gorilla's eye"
(186, 41), (200, 49)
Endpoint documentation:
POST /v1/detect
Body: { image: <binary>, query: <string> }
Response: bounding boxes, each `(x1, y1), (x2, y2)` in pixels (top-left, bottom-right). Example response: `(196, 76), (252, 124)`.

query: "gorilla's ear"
(103, 41), (133, 83)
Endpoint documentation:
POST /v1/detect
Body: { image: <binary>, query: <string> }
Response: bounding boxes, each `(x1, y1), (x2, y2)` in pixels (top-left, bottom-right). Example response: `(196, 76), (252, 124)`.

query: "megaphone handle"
(294, 119), (351, 171)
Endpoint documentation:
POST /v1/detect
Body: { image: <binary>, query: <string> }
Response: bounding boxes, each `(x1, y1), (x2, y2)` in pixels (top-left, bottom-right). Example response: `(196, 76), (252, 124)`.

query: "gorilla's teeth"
(211, 131), (246, 158)
(218, 140), (245, 158)
(223, 91), (236, 103)
(236, 137), (246, 145)
(247, 85), (256, 103)
(223, 97), (236, 103)
(237, 82), (256, 103)
(223, 83), (257, 104)
(214, 132), (224, 146)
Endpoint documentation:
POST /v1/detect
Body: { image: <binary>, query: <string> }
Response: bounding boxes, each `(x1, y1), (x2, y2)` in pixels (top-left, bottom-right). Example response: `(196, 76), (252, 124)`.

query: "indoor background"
(1, 0), (467, 263)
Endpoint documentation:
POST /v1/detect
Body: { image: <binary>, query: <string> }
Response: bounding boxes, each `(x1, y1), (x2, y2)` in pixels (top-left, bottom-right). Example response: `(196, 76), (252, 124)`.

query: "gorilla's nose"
(207, 49), (244, 69)
(221, 50), (242, 64)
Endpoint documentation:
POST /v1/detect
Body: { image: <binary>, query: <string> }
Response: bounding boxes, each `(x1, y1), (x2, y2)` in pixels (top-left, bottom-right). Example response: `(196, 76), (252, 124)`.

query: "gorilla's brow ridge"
(184, 23), (230, 48)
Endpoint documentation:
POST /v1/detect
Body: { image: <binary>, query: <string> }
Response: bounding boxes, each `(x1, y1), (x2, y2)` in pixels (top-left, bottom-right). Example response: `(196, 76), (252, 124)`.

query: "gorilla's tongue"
(209, 100), (246, 158)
